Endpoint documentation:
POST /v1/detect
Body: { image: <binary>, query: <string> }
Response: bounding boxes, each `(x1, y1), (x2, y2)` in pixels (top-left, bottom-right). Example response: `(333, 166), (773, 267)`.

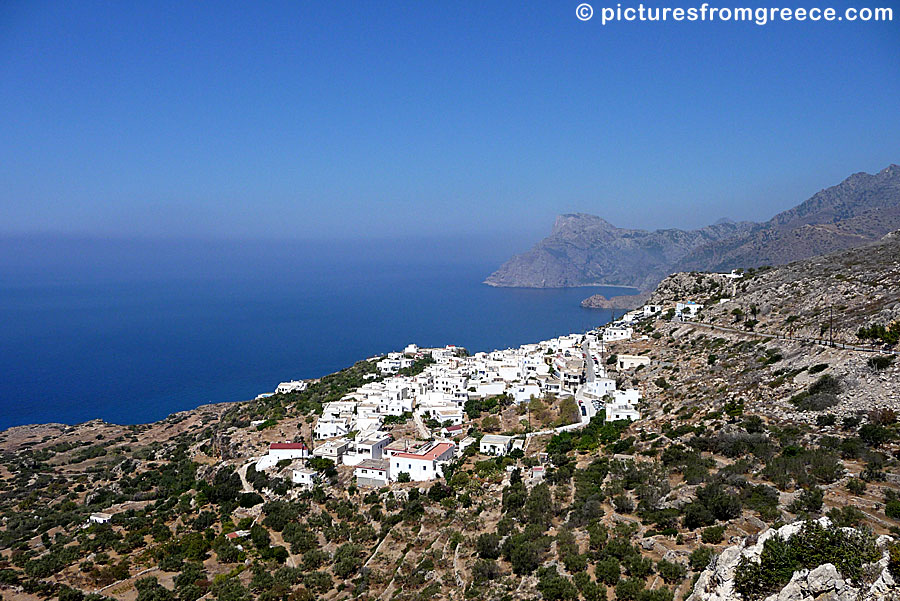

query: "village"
(237, 292), (721, 495)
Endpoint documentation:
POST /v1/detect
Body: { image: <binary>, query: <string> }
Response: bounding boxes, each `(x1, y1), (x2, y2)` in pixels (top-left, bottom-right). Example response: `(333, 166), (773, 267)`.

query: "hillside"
(486, 165), (900, 293)
(653, 228), (900, 345)
(3, 239), (900, 601)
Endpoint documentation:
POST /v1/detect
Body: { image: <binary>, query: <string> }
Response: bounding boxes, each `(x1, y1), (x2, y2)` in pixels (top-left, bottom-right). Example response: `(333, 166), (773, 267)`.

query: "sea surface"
(0, 236), (630, 429)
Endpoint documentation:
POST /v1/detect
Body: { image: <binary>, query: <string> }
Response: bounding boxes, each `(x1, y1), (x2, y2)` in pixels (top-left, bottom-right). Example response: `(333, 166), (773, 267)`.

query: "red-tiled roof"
(270, 442), (308, 450)
(393, 442), (455, 461)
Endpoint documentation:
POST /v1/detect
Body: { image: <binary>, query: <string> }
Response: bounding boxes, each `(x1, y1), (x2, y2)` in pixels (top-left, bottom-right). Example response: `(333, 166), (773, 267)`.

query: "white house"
(355, 433), (392, 460)
(390, 442), (456, 482)
(354, 459), (390, 487)
(267, 442), (309, 461)
(676, 301), (701, 320)
(473, 382), (507, 398)
(314, 416), (350, 440)
(643, 305), (663, 318)
(377, 353), (414, 375)
(256, 442), (310, 470)
(458, 436), (477, 455)
(276, 380), (307, 394)
(603, 326), (633, 342)
(441, 424), (466, 437)
(480, 434), (513, 456)
(581, 378), (616, 399)
(617, 355), (651, 370)
(612, 388), (641, 406)
(605, 402), (640, 422)
(89, 512), (112, 525)
(313, 439), (349, 463)
(510, 384), (541, 405)
(291, 468), (320, 488)
(605, 388), (642, 422)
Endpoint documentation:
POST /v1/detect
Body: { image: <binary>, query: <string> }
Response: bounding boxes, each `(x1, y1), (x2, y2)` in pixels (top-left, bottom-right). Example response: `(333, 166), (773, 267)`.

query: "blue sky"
(1, 1), (898, 242)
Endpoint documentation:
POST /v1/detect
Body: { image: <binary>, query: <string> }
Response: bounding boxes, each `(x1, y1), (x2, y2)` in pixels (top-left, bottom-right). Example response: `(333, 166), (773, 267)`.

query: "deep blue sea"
(0, 236), (629, 429)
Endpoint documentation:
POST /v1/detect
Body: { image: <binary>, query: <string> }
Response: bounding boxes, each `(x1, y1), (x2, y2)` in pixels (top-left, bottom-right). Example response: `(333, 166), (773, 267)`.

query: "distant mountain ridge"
(483, 214), (754, 291)
(485, 164), (900, 291)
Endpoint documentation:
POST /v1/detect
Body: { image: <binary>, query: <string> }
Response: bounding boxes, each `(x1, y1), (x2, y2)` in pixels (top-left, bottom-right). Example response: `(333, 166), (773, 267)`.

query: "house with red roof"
(389, 441), (456, 482)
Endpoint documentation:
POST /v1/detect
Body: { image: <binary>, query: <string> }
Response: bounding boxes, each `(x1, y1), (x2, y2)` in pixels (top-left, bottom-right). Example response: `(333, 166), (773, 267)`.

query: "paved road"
(413, 412), (431, 439)
(582, 340), (596, 383)
(682, 320), (898, 355)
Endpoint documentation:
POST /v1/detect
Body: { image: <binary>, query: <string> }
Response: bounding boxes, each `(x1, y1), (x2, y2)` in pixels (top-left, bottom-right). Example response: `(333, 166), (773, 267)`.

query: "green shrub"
(689, 546), (714, 571)
(701, 526), (725, 544)
(733, 521), (879, 600)
(868, 355), (895, 371)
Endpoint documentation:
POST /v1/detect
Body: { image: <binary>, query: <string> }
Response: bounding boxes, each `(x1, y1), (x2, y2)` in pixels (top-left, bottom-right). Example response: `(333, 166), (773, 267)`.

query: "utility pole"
(527, 399), (531, 433)
(830, 305), (834, 347)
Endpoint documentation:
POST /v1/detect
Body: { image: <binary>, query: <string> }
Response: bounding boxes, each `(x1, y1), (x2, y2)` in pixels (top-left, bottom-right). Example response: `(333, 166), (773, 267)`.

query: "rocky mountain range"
(485, 164), (900, 292)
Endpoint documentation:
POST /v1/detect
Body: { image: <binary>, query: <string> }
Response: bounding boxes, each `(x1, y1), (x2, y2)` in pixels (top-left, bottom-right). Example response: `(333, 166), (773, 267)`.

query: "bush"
(476, 533), (501, 559)
(615, 578), (644, 601)
(790, 375), (841, 412)
(789, 486), (824, 515)
(536, 566), (578, 601)
(613, 494), (634, 514)
(791, 393), (838, 412)
(594, 557), (620, 586)
(701, 526), (725, 544)
(656, 559), (687, 584)
(734, 521), (879, 600)
(859, 423), (891, 447)
(689, 546), (714, 571)
(867, 355), (895, 371)
(816, 414), (836, 427)
(847, 478), (866, 495)
(471, 558), (501, 584)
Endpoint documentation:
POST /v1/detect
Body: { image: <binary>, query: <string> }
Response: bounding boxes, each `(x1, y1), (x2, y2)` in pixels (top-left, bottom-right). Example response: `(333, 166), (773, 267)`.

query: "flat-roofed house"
(480, 434), (513, 456)
(291, 468), (320, 488)
(313, 439), (349, 463)
(617, 355), (651, 370)
(354, 459), (390, 487)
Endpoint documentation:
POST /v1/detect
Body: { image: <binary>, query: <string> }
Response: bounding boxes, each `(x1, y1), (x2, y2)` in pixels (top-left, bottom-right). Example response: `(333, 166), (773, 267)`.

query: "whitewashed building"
(276, 380), (307, 394)
(617, 355), (651, 370)
(291, 468), (320, 488)
(354, 459), (390, 487)
(480, 434), (513, 456)
(313, 439), (349, 463)
(390, 442), (456, 482)
(603, 326), (634, 342)
(676, 301), (701, 320)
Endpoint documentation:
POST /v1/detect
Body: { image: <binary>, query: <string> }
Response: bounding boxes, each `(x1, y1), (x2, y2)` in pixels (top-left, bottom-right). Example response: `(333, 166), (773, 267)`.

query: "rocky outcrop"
(687, 518), (898, 601)
(580, 292), (650, 310)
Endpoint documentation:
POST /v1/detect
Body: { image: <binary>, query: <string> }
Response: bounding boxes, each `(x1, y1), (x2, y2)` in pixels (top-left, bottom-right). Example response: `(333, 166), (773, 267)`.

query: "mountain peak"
(551, 213), (616, 235)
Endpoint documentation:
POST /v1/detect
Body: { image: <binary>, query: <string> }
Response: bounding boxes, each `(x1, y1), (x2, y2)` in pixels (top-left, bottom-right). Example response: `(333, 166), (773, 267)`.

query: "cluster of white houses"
(249, 294), (732, 489)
